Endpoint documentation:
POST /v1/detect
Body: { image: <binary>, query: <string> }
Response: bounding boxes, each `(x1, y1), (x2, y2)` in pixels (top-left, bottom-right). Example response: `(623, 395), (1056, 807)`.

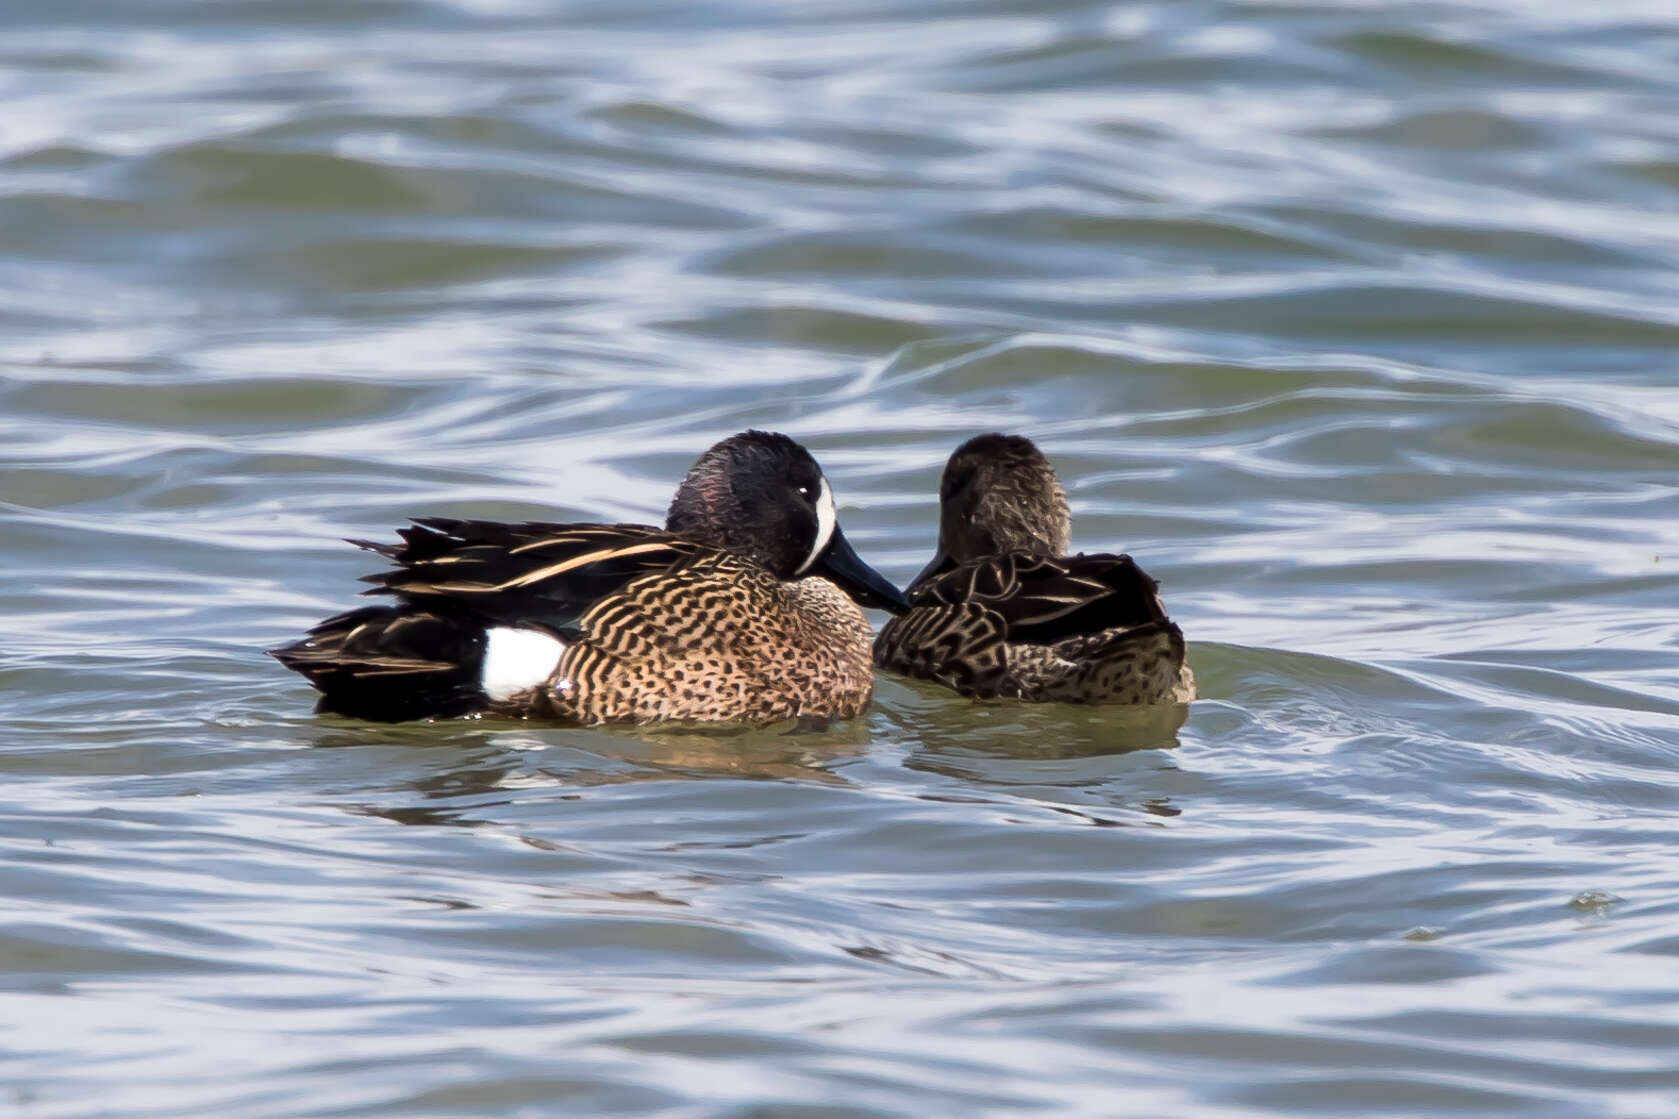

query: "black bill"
(815, 526), (910, 614)
(908, 545), (955, 592)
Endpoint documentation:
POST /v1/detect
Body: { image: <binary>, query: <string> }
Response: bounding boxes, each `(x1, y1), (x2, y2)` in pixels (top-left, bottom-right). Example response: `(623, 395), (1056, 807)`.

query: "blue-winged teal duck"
(874, 433), (1195, 704)
(273, 431), (908, 724)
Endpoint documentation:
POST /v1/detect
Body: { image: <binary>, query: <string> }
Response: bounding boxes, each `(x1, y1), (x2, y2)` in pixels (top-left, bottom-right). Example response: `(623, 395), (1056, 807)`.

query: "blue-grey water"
(5, 2), (1679, 1116)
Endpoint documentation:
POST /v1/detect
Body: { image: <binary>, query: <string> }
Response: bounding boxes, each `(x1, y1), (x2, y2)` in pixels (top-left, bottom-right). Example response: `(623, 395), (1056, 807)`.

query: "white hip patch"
(481, 627), (565, 700)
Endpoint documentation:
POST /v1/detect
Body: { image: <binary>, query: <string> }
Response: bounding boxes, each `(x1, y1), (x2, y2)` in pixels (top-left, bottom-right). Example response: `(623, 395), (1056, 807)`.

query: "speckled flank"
(522, 556), (875, 725)
(876, 609), (1194, 705)
(1002, 623), (1196, 705)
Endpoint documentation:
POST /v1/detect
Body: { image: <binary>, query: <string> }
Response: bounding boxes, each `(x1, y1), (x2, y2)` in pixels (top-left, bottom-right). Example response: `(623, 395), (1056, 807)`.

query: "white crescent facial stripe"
(795, 477), (837, 576)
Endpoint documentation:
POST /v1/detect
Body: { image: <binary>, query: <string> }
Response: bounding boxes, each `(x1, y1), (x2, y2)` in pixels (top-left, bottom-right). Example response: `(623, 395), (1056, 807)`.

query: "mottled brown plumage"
(273, 432), (905, 724)
(535, 550), (874, 724)
(874, 433), (1195, 704)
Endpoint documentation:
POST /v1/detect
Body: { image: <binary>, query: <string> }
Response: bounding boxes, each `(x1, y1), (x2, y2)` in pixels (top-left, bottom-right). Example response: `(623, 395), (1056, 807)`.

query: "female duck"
(874, 433), (1195, 704)
(273, 431), (907, 724)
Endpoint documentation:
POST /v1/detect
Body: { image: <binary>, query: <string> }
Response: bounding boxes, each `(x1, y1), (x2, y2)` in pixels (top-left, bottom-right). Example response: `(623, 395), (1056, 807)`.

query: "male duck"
(273, 431), (908, 724)
(873, 433), (1195, 704)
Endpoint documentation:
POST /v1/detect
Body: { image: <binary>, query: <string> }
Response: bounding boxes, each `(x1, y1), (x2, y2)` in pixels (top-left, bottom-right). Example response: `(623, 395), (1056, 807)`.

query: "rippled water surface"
(6, 1), (1679, 1115)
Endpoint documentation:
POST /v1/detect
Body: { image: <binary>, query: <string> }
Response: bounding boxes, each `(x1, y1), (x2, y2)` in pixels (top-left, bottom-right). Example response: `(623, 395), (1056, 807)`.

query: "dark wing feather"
(269, 603), (489, 722)
(872, 602), (1009, 697)
(909, 551), (1168, 645)
(356, 519), (705, 634)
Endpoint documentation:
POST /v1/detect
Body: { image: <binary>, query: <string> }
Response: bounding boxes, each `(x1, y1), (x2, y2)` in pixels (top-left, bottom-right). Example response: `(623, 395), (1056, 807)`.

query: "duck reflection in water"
(312, 716), (872, 830)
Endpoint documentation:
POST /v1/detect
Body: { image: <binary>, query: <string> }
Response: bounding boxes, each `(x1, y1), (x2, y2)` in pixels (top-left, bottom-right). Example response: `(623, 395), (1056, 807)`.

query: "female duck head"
(666, 430), (908, 613)
(913, 433), (1071, 586)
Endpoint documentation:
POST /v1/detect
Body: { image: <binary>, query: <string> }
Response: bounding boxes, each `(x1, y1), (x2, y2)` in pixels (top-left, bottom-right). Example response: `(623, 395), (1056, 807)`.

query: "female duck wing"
(910, 552), (1169, 645)
(870, 600), (1010, 696)
(356, 518), (706, 634)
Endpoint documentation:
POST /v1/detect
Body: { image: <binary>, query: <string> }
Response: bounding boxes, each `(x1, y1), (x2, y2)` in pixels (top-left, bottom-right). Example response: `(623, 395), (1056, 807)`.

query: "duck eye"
(796, 485), (812, 499)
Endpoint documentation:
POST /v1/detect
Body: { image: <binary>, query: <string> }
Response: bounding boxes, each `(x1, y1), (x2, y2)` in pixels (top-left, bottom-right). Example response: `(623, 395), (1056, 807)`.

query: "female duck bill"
(908, 545), (952, 591)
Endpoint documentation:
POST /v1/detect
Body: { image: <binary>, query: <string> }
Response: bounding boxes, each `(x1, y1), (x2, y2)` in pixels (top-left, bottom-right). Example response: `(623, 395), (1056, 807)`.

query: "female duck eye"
(796, 485), (811, 499)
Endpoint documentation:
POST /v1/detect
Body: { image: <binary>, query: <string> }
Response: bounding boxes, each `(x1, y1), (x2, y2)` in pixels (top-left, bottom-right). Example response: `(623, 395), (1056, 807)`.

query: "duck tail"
(269, 604), (491, 723)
